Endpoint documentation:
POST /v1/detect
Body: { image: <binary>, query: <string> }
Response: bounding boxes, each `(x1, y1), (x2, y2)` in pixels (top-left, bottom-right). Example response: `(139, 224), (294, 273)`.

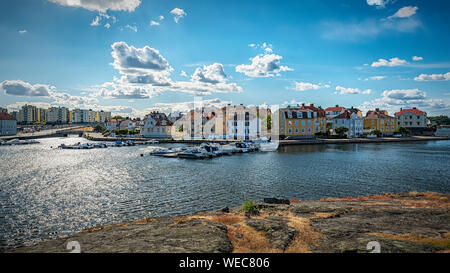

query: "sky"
(0, 0), (449, 117)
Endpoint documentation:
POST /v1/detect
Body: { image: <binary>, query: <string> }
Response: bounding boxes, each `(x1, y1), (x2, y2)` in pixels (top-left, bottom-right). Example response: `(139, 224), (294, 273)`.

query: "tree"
(398, 126), (409, 136)
(428, 115), (450, 126)
(335, 126), (349, 137)
(111, 115), (125, 120)
(370, 130), (382, 137)
(94, 124), (106, 133)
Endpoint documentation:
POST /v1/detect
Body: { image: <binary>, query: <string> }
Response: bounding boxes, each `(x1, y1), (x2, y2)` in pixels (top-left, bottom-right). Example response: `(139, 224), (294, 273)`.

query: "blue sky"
(0, 0), (449, 117)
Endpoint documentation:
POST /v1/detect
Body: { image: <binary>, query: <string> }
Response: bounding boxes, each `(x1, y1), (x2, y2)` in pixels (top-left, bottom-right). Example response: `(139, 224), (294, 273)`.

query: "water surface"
(0, 137), (449, 249)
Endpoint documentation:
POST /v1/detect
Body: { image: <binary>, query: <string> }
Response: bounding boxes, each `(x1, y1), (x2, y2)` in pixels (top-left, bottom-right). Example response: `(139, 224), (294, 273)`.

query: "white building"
(0, 113), (17, 136)
(394, 107), (427, 129)
(226, 105), (261, 141)
(140, 112), (173, 138)
(106, 118), (124, 131)
(332, 110), (363, 138)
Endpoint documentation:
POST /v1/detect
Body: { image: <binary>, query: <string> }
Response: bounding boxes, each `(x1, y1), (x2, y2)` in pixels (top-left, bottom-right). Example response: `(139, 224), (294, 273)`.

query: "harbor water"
(0, 137), (449, 249)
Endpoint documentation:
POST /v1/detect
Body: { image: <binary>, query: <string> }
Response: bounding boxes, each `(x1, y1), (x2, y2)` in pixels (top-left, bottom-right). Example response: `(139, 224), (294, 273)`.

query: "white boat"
(145, 140), (159, 144)
(177, 148), (208, 159)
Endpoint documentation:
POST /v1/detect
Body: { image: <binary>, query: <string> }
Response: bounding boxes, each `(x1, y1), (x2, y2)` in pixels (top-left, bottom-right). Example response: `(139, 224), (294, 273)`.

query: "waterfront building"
(363, 108), (398, 136)
(106, 118), (124, 131)
(96, 110), (111, 123)
(332, 110), (364, 138)
(226, 104), (262, 141)
(119, 118), (136, 130)
(18, 104), (38, 124)
(394, 107), (428, 129)
(300, 103), (327, 134)
(325, 105), (346, 119)
(347, 106), (363, 117)
(0, 107), (8, 113)
(0, 113), (17, 136)
(46, 107), (69, 124)
(140, 112), (173, 138)
(279, 106), (315, 139)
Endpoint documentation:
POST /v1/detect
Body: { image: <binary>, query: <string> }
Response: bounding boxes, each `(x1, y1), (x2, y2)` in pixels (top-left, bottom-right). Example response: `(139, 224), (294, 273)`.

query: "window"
(295, 128), (298, 133)
(308, 120), (311, 126)
(302, 128), (305, 133)
(302, 120), (305, 126)
(295, 120), (299, 125)
(288, 128), (292, 133)
(288, 121), (292, 126)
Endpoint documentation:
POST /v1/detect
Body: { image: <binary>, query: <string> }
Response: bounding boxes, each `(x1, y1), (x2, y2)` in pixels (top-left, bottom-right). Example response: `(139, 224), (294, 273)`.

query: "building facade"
(0, 113), (17, 136)
(332, 110), (364, 138)
(363, 108), (398, 136)
(325, 105), (346, 119)
(394, 107), (427, 129)
(279, 106), (315, 139)
(140, 112), (173, 138)
(46, 107), (69, 124)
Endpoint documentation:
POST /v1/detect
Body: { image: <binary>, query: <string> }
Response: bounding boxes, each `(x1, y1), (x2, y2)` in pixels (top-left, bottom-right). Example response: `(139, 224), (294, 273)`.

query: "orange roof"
(325, 105), (345, 112)
(0, 113), (16, 121)
(394, 108), (426, 116)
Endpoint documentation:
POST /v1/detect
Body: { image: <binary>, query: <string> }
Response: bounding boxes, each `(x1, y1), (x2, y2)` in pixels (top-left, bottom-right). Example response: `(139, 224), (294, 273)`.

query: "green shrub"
(241, 200), (259, 214)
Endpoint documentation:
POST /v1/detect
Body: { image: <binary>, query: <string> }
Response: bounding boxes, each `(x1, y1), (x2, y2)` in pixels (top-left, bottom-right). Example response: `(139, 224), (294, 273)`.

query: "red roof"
(0, 113), (16, 121)
(394, 108), (426, 116)
(332, 110), (352, 119)
(325, 106), (345, 112)
(107, 119), (124, 123)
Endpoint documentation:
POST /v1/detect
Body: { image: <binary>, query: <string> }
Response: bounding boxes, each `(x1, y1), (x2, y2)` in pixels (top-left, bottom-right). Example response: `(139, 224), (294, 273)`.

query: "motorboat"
(177, 148), (208, 159)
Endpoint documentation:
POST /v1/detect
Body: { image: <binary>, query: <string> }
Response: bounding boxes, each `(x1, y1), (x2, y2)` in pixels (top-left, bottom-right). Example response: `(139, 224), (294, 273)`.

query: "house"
(300, 103), (327, 134)
(119, 118), (136, 130)
(106, 118), (124, 131)
(226, 105), (262, 141)
(140, 112), (173, 138)
(332, 110), (364, 138)
(0, 113), (17, 136)
(347, 106), (363, 117)
(363, 108), (398, 136)
(394, 107), (427, 129)
(279, 106), (315, 139)
(325, 105), (346, 119)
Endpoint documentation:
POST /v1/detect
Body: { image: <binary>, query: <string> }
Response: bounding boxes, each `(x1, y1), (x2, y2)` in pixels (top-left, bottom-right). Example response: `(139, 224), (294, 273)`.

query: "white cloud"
(18, 30), (27, 34)
(49, 0), (141, 12)
(159, 15), (165, 21)
(366, 0), (389, 8)
(0, 80), (53, 96)
(180, 70), (188, 77)
(248, 43), (256, 48)
(150, 20), (160, 26)
(388, 6), (418, 19)
(236, 54), (293, 77)
(92, 42), (242, 99)
(365, 76), (386, 81)
(104, 23), (111, 28)
(150, 98), (232, 113)
(191, 63), (227, 84)
(371, 57), (407, 67)
(90, 16), (100, 26)
(125, 24), (137, 32)
(335, 86), (372, 95)
(170, 8), (186, 23)
(414, 72), (450, 82)
(359, 88), (449, 114)
(412, 56), (423, 61)
(292, 82), (323, 91)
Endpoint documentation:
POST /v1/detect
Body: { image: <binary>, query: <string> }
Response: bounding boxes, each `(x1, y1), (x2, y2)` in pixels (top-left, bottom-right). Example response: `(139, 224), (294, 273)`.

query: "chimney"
(413, 107), (416, 109)
(400, 108), (403, 111)
(310, 103), (314, 107)
(375, 108), (379, 112)
(336, 105), (339, 107)
(302, 103), (305, 107)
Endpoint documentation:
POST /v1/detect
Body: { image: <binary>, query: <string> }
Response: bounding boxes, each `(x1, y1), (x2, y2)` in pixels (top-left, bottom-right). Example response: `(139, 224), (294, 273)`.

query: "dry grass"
(368, 232), (450, 249)
(212, 214), (243, 225)
(284, 213), (321, 253)
(228, 223), (281, 253)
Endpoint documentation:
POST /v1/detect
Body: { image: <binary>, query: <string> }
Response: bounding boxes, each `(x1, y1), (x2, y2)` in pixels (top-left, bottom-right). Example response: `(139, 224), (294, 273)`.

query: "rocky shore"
(6, 192), (449, 253)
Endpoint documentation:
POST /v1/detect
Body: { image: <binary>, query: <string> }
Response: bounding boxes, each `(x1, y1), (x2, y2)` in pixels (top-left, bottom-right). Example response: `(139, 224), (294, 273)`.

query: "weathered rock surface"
(7, 218), (232, 253)
(245, 216), (297, 251)
(4, 192), (449, 253)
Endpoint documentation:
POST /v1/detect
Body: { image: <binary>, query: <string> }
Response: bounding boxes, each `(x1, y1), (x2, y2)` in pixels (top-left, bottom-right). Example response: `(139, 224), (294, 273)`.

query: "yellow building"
(363, 108), (398, 135)
(279, 106), (315, 138)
